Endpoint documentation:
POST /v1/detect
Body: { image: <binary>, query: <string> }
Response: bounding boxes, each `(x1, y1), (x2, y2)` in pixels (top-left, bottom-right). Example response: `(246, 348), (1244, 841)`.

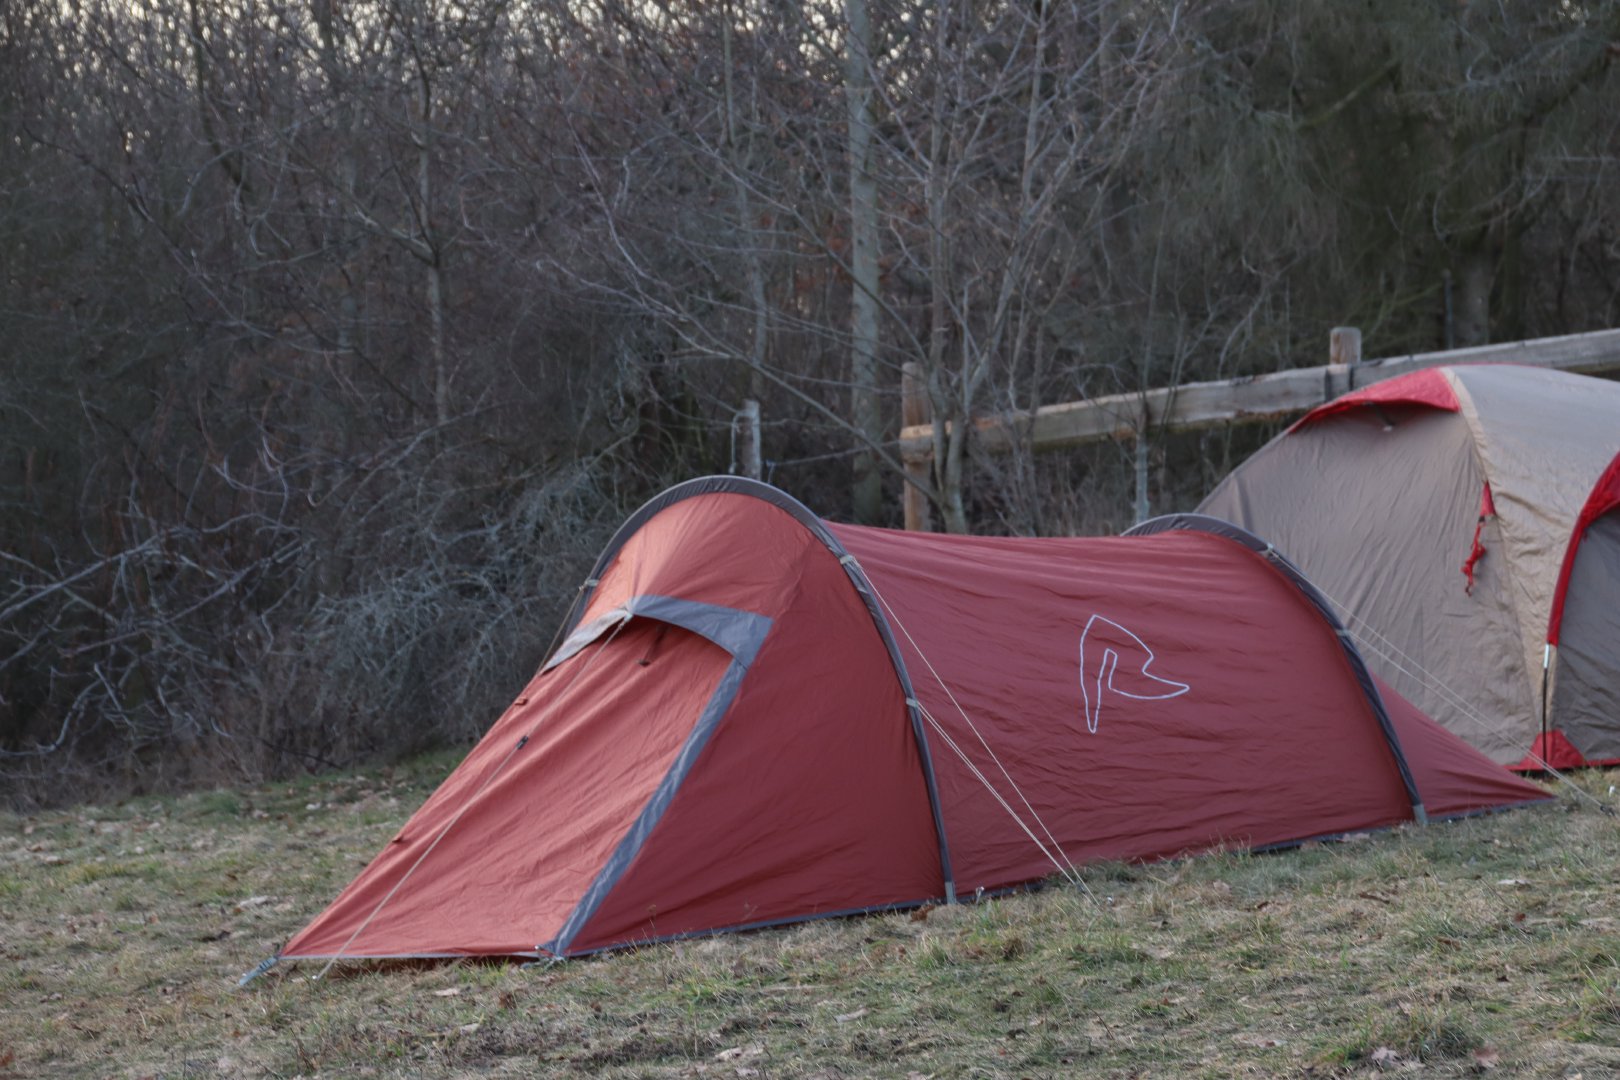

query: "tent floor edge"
(549, 893), (956, 959)
(1246, 797), (1551, 854)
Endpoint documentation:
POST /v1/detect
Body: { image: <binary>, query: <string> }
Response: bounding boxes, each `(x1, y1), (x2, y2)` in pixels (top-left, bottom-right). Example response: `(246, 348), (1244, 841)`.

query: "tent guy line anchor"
(846, 553), (1093, 901)
(911, 698), (1095, 900)
(236, 956), (277, 988)
(908, 695), (1081, 886)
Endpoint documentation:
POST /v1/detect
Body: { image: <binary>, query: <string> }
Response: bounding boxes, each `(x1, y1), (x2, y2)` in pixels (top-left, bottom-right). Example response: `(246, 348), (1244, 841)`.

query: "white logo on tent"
(1079, 615), (1191, 733)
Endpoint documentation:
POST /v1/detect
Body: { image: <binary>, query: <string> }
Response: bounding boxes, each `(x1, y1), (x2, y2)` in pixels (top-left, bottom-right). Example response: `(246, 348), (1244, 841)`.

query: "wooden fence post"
(1331, 326), (1363, 394)
(901, 363), (933, 531)
(1330, 326), (1362, 367)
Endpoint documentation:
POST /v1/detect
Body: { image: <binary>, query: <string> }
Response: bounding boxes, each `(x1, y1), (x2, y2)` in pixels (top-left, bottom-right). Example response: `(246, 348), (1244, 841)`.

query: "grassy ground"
(2, 755), (1617, 1079)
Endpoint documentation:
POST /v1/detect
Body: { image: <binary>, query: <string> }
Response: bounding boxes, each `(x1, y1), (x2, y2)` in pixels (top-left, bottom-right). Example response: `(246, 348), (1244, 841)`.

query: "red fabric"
(285, 493), (940, 960)
(1462, 482), (1495, 594)
(1547, 451), (1620, 644)
(1510, 729), (1620, 772)
(1289, 367), (1460, 432)
(829, 524), (1543, 893)
(287, 485), (1549, 962)
(1375, 678), (1549, 811)
(282, 619), (733, 958)
(567, 503), (940, 952)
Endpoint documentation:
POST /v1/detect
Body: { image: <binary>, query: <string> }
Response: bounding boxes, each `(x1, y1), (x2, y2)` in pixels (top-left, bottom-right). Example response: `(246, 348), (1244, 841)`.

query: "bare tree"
(844, 0), (884, 522)
(6, 0), (1620, 805)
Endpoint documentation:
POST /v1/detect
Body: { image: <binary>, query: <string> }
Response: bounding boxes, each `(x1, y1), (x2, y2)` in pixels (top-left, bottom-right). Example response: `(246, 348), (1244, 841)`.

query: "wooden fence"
(897, 327), (1620, 529)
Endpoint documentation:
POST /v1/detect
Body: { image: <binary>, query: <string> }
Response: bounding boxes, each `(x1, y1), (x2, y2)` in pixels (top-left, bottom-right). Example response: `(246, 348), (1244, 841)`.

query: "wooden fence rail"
(898, 327), (1620, 464)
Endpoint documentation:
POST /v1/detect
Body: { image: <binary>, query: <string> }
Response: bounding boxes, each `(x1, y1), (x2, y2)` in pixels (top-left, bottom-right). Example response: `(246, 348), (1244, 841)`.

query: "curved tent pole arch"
(553, 475), (960, 904)
(1125, 512), (1428, 823)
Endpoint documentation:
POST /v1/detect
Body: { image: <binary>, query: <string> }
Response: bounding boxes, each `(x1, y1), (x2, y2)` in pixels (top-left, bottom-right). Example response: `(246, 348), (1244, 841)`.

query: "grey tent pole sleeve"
(545, 597), (773, 955)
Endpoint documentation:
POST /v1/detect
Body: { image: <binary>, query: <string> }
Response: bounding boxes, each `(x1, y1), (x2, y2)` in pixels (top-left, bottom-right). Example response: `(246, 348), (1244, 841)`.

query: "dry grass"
(2, 756), (1617, 1079)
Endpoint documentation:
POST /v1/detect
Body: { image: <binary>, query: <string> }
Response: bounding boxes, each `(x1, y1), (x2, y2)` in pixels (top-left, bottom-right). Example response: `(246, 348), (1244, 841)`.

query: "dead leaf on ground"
(1232, 1032), (1285, 1048)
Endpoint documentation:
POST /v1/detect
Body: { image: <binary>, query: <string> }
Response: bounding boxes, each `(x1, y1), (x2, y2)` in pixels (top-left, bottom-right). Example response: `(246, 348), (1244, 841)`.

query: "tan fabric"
(1448, 366), (1620, 726)
(1200, 365), (1620, 764)
(1553, 513), (1620, 760)
(1200, 404), (1530, 760)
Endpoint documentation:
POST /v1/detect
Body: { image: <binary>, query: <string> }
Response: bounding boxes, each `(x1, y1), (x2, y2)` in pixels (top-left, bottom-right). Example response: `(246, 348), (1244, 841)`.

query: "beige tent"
(1200, 364), (1620, 769)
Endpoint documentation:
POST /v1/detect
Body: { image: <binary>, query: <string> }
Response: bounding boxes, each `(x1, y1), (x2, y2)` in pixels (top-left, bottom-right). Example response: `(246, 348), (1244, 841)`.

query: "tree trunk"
(723, 9), (769, 401)
(926, 6), (956, 533)
(417, 61), (449, 429)
(1453, 241), (1494, 348)
(845, 0), (883, 524)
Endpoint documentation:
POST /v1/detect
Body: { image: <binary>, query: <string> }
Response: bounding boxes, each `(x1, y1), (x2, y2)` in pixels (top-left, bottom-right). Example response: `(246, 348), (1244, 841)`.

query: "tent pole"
(1540, 643), (1553, 748)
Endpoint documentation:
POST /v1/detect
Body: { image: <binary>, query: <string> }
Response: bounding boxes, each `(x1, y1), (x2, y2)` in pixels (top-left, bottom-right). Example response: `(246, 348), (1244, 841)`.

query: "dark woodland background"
(4, 0), (1620, 805)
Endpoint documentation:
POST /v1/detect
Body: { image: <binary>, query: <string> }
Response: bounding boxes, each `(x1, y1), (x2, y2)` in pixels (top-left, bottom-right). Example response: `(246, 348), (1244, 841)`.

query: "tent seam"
(1446, 369), (1544, 740)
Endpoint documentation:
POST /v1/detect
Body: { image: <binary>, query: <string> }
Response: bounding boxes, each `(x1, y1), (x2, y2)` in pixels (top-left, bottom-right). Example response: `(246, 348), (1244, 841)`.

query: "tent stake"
(237, 956), (278, 988)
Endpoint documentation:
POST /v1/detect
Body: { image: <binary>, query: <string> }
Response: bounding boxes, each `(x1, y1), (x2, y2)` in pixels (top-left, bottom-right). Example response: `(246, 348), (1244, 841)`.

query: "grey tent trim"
(543, 594), (772, 956)
(1125, 513), (1428, 823)
(544, 594), (771, 673)
(547, 476), (958, 908)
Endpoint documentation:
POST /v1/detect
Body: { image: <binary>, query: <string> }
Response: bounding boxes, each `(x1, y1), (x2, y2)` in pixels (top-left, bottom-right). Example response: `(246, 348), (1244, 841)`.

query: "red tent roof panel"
(1548, 450), (1620, 644)
(1290, 367), (1460, 431)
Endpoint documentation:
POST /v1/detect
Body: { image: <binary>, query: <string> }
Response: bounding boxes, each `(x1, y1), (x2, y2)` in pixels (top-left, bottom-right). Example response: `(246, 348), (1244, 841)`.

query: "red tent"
(273, 478), (1546, 968)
